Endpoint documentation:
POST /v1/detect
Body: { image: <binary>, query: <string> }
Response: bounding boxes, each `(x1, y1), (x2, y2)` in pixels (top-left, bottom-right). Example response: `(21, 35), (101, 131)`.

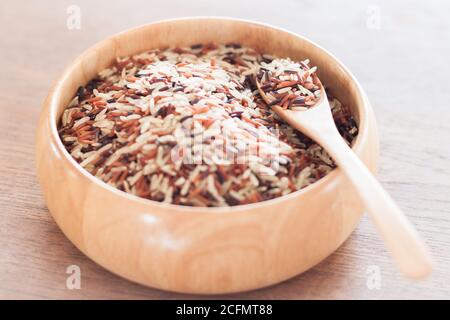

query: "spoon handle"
(313, 127), (432, 278)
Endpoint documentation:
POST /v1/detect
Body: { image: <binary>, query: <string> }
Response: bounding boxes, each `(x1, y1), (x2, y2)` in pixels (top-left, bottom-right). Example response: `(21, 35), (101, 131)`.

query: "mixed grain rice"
(256, 58), (321, 110)
(59, 43), (358, 207)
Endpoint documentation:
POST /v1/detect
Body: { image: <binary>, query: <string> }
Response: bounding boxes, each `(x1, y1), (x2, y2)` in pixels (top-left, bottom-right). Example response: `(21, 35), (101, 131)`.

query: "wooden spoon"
(256, 76), (432, 279)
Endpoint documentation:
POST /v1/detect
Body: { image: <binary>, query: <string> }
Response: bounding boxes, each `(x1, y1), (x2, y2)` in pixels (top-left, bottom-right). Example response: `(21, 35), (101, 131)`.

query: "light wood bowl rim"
(44, 16), (373, 214)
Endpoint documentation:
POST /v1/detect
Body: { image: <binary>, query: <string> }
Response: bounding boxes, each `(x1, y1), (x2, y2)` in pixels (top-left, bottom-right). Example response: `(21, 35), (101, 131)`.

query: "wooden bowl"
(36, 17), (379, 294)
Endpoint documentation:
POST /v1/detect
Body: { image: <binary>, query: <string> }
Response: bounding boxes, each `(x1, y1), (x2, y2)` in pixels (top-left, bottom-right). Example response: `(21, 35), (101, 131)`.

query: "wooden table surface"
(1, 0), (449, 299)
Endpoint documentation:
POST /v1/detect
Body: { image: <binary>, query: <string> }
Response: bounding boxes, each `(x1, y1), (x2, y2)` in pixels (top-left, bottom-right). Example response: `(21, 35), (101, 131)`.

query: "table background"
(1, 0), (449, 299)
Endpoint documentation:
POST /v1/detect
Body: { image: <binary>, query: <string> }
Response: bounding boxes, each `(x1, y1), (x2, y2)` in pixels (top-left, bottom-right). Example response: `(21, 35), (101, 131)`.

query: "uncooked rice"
(58, 43), (358, 207)
(256, 58), (321, 110)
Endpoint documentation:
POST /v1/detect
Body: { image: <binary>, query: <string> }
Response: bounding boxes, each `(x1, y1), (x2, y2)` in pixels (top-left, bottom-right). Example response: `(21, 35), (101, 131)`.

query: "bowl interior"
(48, 17), (369, 211)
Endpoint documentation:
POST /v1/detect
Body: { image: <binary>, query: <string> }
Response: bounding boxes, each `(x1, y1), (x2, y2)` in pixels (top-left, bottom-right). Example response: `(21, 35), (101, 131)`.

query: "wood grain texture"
(1, 0), (449, 299)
